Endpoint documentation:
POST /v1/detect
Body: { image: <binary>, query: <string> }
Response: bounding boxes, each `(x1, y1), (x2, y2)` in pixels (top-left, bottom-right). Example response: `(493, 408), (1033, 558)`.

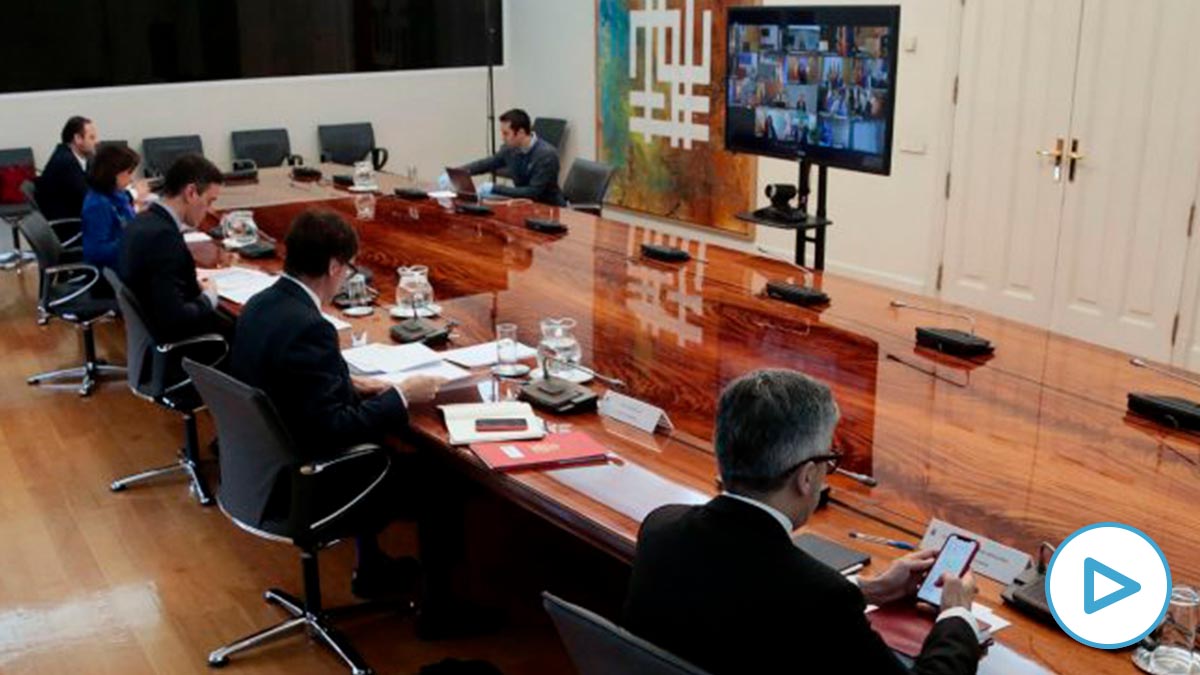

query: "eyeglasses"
(782, 450), (842, 477)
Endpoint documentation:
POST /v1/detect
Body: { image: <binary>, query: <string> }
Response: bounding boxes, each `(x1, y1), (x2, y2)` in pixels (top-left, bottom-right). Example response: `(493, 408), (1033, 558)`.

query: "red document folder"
(470, 432), (610, 471)
(867, 603), (992, 657)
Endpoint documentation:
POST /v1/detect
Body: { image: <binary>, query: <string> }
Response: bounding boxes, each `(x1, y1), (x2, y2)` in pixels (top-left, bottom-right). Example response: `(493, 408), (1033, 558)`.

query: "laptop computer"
(445, 167), (480, 201)
(444, 166), (492, 215)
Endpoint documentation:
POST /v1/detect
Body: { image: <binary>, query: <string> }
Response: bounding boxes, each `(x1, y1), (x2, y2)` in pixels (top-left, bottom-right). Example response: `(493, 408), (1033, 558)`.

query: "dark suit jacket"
(230, 277), (408, 462)
(36, 143), (87, 221)
(461, 137), (565, 206)
(117, 203), (224, 344)
(623, 497), (981, 675)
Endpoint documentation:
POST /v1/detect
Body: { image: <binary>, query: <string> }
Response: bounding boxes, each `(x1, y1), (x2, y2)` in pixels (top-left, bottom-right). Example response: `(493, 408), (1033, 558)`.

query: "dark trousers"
(309, 447), (466, 604)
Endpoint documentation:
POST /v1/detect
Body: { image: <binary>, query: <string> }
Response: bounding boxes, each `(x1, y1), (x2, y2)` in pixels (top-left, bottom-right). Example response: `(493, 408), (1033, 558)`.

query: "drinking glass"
(1150, 586), (1200, 675)
(355, 193), (376, 220)
(345, 274), (369, 307)
(538, 317), (581, 377)
(395, 265), (432, 318)
(220, 210), (258, 246)
(353, 160), (374, 188)
(492, 323), (530, 377)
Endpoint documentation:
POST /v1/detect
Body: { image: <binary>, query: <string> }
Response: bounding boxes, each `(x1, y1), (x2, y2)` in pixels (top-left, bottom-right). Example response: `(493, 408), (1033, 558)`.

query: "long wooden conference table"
(195, 166), (1200, 674)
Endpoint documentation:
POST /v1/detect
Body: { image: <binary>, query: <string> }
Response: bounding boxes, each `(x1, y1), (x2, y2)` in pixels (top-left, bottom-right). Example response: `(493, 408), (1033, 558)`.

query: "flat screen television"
(726, 5), (900, 174)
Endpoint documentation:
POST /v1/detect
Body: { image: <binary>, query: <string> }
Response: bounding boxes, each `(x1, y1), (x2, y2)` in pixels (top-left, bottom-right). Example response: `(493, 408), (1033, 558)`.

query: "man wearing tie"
(118, 154), (232, 344)
(624, 369), (983, 675)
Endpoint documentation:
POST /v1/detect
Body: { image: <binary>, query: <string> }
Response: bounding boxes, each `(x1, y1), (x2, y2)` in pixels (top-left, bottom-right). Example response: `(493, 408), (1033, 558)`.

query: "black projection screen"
(0, 0), (503, 94)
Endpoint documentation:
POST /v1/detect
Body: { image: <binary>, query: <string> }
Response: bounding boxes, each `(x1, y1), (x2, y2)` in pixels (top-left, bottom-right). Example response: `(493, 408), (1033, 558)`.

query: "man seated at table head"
(229, 209), (446, 599)
(623, 369), (983, 675)
(447, 108), (566, 206)
(36, 115), (98, 221)
(118, 153), (232, 344)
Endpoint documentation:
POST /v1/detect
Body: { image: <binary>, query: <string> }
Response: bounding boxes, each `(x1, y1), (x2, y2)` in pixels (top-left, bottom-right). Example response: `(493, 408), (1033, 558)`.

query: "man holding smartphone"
(624, 369), (982, 674)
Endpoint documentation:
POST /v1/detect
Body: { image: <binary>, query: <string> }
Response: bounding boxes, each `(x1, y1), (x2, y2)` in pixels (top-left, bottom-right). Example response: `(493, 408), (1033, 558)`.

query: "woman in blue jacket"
(81, 144), (141, 269)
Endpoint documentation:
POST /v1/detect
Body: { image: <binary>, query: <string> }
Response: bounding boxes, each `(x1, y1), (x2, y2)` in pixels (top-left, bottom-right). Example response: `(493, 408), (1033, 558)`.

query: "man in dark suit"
(229, 211), (491, 637)
(453, 108), (565, 206)
(36, 116), (96, 222)
(118, 154), (231, 344)
(624, 369), (983, 675)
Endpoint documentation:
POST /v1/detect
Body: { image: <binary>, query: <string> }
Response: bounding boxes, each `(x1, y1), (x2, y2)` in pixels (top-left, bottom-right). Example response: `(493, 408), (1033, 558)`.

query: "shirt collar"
(520, 133), (539, 155)
(281, 273), (321, 310)
(721, 492), (794, 535)
(155, 201), (186, 232)
(72, 147), (87, 171)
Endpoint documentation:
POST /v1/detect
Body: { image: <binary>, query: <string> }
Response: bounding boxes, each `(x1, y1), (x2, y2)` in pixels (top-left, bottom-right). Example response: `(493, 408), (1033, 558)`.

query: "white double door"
(940, 0), (1200, 364)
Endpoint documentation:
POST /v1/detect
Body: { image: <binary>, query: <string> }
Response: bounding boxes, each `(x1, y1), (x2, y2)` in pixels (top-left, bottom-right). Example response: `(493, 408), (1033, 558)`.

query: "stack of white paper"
(441, 341), (538, 368)
(438, 401), (546, 445)
(379, 361), (472, 386)
(201, 266), (278, 305)
(342, 343), (442, 374)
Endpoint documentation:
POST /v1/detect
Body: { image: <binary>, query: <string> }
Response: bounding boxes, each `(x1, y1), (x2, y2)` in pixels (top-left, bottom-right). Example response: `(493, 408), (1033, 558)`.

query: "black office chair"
(542, 592), (712, 675)
(0, 146), (36, 269)
(17, 213), (124, 396)
(21, 179), (83, 250)
(533, 117), (568, 152)
(97, 139), (129, 151)
(562, 158), (615, 216)
(105, 269), (224, 505)
(183, 359), (409, 675)
(318, 122), (388, 169)
(142, 135), (204, 178)
(231, 128), (303, 168)
(496, 117), (570, 180)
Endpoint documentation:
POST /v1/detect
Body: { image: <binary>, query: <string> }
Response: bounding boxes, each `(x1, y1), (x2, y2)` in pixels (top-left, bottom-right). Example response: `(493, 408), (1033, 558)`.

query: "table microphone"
(1127, 357), (1200, 431)
(834, 467), (878, 487)
(519, 356), (621, 414)
(889, 300), (994, 357)
(756, 246), (830, 306)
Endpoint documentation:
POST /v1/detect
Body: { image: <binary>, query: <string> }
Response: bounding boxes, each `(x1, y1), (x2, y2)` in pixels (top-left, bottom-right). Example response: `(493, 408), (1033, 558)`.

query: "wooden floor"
(0, 267), (608, 674)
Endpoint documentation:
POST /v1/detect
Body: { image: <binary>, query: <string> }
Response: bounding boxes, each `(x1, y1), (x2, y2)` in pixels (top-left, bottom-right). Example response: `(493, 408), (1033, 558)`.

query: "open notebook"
(439, 401), (546, 445)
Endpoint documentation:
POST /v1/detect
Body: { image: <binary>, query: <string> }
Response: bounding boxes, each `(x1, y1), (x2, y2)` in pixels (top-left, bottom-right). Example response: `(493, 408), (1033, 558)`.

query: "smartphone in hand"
(916, 534), (980, 607)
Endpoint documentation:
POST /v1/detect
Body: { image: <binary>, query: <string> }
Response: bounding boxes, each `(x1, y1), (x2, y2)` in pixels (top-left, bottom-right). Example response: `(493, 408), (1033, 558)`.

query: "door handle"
(1036, 138), (1065, 182)
(1067, 138), (1084, 182)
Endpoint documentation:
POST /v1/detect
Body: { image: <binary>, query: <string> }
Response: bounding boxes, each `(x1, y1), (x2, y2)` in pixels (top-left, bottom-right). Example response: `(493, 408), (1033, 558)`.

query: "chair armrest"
(158, 334), (229, 397)
(286, 154), (304, 167)
(157, 333), (229, 354)
(44, 263), (101, 308)
(48, 217), (82, 247)
(292, 444), (391, 533)
(569, 203), (603, 216)
(300, 443), (384, 475)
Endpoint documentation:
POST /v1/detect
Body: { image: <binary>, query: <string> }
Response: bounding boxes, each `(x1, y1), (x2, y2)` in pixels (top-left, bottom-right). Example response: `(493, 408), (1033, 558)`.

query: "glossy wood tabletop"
(197, 167), (1199, 673)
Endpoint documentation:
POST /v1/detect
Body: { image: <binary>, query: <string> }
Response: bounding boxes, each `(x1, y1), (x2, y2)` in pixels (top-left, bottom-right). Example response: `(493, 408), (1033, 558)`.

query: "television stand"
(736, 159), (831, 269)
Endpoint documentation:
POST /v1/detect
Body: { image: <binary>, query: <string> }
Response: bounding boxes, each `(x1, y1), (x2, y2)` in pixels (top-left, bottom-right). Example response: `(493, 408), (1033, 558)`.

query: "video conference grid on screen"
(727, 18), (893, 171)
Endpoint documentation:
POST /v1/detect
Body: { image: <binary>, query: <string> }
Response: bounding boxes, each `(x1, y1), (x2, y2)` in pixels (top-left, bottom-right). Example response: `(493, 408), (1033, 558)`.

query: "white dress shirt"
(720, 491), (981, 639)
(160, 202), (218, 308)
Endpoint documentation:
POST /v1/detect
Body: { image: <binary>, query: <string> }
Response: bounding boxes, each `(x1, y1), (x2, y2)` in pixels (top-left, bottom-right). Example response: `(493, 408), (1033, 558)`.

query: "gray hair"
(714, 369), (840, 495)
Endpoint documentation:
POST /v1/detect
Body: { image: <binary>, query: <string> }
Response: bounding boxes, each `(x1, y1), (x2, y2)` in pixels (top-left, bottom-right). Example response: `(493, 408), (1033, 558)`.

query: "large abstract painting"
(597, 0), (758, 237)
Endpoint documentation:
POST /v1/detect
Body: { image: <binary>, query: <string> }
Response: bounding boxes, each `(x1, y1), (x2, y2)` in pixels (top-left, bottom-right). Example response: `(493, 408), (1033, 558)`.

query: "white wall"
(508, 0), (959, 294)
(0, 55), (510, 185)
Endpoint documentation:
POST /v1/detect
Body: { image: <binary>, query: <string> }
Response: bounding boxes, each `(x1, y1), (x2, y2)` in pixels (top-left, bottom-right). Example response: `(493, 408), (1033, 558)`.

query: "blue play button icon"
(1046, 523), (1171, 649)
(1083, 557), (1142, 614)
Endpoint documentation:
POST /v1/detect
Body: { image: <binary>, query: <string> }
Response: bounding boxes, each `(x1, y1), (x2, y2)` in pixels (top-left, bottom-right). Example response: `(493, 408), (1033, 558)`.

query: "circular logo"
(1045, 522), (1171, 649)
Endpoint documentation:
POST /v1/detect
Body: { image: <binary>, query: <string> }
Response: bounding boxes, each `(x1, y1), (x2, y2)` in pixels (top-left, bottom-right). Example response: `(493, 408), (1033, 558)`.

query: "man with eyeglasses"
(623, 369), (983, 674)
